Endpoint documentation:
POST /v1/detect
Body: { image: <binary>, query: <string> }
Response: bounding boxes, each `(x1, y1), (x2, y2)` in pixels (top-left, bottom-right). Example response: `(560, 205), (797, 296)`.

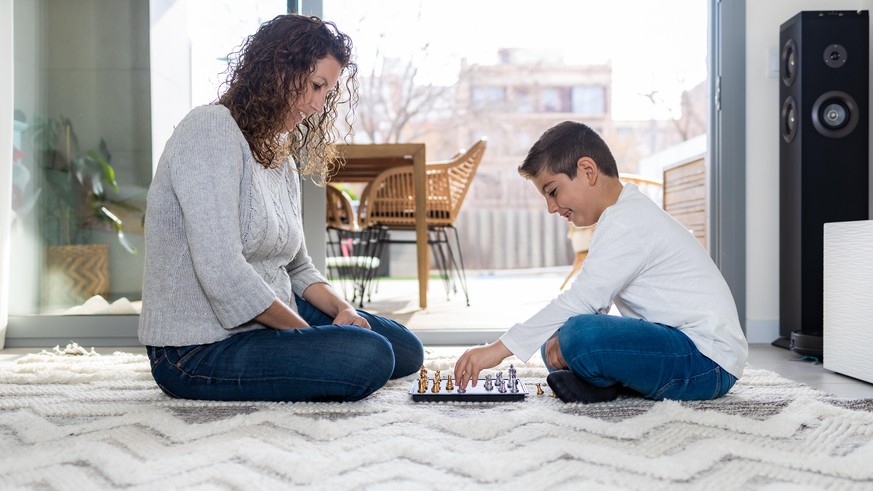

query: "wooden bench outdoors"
(662, 156), (707, 248)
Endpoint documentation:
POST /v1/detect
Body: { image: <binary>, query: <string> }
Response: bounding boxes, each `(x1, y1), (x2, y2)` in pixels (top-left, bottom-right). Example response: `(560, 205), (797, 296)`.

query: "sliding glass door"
(6, 0), (284, 346)
(11, 0), (152, 318)
(3, 0), (744, 346)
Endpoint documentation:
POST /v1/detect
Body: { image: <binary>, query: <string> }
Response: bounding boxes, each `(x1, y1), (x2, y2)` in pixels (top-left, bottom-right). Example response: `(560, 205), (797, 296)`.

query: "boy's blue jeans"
(540, 314), (736, 400)
(146, 296), (424, 402)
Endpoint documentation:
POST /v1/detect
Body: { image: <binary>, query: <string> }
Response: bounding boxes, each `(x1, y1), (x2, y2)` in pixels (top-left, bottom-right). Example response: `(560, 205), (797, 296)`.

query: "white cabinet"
(823, 220), (873, 384)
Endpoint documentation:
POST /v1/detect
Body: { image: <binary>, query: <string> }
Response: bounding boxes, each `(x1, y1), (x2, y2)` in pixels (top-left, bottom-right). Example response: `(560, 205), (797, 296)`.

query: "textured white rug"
(1, 345), (872, 490)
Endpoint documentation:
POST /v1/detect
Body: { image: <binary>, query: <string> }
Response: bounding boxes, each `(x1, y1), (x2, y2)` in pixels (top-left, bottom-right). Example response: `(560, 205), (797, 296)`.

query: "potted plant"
(32, 114), (142, 308)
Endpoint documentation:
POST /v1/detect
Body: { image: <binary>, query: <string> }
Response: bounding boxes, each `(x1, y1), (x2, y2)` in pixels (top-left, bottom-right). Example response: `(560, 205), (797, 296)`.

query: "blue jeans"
(540, 314), (736, 401)
(146, 296), (424, 402)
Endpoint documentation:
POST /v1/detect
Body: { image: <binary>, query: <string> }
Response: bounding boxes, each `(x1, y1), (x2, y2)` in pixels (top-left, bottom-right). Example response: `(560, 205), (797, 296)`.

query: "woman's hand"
(333, 307), (371, 329)
(302, 283), (370, 329)
(453, 341), (512, 390)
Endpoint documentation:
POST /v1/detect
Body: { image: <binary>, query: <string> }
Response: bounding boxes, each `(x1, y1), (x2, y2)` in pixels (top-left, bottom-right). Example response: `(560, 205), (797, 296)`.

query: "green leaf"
(42, 169), (77, 208)
(33, 115), (141, 254)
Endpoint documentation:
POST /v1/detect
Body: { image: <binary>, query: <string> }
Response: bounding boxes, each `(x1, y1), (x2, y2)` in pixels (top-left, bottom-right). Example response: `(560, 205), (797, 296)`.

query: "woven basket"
(42, 244), (110, 310)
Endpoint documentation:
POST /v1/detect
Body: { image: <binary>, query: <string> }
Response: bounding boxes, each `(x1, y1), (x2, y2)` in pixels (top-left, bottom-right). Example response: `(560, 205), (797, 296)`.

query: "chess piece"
(509, 364), (518, 393)
(536, 383), (544, 396)
(498, 378), (507, 393)
(496, 372), (503, 387)
(420, 365), (427, 379)
(418, 377), (427, 394)
(446, 374), (454, 391)
(432, 371), (441, 393)
(484, 375), (493, 391)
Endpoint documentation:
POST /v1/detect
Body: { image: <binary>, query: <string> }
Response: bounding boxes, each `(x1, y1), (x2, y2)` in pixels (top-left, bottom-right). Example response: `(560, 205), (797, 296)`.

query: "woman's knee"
(391, 329), (424, 378)
(347, 327), (396, 372)
(291, 328), (395, 402)
(328, 333), (395, 401)
(359, 312), (423, 378)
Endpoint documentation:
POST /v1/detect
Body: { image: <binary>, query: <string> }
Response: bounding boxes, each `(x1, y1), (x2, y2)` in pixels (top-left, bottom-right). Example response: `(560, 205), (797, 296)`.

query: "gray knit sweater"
(138, 105), (327, 346)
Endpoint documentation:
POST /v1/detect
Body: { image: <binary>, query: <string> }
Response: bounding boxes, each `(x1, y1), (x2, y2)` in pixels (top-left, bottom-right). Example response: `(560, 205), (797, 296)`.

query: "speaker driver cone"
(781, 96), (798, 143)
(823, 44), (848, 68)
(822, 103), (848, 129)
(811, 91), (859, 138)
(782, 39), (798, 86)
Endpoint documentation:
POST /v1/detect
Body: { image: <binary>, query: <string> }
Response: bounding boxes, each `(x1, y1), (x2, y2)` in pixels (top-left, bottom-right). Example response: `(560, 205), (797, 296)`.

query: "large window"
(572, 86), (607, 115)
(7, 0), (283, 337)
(11, 0), (153, 316)
(541, 87), (569, 113)
(4, 0), (712, 344)
(471, 86), (506, 109)
(322, 0), (708, 272)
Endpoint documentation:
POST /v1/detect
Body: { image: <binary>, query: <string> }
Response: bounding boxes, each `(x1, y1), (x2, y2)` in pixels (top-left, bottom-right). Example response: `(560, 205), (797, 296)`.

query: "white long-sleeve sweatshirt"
(499, 183), (748, 378)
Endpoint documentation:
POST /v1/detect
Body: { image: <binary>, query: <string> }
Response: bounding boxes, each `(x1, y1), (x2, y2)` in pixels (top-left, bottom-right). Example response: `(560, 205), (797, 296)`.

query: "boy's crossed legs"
(541, 314), (736, 403)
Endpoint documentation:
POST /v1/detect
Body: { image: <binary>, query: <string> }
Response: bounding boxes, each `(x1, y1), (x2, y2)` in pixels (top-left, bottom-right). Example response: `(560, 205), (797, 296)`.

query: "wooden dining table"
(329, 143), (429, 309)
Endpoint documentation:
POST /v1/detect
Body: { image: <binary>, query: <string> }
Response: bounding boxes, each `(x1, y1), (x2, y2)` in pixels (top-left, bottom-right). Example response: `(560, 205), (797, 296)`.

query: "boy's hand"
(454, 341), (512, 390)
(544, 336), (568, 370)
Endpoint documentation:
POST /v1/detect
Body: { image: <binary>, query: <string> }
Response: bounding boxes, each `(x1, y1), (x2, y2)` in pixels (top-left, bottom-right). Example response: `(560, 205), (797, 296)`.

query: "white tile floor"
(746, 343), (873, 399)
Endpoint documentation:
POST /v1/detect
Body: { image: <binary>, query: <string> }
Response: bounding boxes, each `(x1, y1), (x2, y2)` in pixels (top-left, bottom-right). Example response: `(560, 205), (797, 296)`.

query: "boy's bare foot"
(546, 370), (619, 403)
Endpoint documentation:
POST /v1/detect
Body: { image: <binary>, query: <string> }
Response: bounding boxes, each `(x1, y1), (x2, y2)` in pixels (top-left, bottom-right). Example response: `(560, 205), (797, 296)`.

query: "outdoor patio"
(340, 267), (571, 342)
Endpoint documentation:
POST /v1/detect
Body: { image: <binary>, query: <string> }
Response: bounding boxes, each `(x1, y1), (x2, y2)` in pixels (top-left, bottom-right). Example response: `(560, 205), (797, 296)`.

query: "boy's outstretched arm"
(454, 341), (512, 390)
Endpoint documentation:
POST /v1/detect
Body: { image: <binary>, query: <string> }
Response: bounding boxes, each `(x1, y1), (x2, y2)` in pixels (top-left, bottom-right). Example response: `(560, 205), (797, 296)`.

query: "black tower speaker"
(778, 11), (869, 355)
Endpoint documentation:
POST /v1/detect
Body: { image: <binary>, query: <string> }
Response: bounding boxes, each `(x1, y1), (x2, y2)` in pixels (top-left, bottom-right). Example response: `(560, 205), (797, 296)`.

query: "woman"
(139, 14), (423, 402)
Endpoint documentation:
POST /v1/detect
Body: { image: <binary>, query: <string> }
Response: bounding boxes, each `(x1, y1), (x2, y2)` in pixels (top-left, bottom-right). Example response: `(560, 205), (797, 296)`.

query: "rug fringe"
(40, 342), (100, 357)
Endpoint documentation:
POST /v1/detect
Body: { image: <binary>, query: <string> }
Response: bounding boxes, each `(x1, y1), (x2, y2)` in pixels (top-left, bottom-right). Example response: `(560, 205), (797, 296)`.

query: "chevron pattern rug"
(1, 345), (872, 490)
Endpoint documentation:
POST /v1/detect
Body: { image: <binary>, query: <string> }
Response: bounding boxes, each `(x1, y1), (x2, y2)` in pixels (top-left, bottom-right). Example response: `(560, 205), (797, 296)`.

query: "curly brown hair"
(218, 14), (358, 184)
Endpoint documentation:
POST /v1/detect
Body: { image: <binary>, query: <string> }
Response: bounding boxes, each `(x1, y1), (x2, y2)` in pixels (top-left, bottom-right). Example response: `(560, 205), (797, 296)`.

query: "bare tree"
(351, 10), (472, 145)
(640, 80), (706, 143)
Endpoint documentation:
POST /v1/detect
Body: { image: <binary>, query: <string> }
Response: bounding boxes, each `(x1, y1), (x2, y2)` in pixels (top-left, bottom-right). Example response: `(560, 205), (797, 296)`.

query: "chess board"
(409, 377), (530, 402)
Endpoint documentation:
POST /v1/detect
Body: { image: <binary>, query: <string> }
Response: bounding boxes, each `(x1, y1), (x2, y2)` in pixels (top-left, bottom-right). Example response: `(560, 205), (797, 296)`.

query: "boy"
(453, 121), (747, 403)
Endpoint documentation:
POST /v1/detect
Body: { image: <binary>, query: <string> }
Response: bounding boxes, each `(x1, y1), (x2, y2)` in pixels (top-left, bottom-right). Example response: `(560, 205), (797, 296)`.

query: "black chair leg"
(437, 228), (459, 297)
(446, 225), (470, 306)
(359, 227), (385, 305)
(326, 227), (353, 303)
(428, 227), (458, 300)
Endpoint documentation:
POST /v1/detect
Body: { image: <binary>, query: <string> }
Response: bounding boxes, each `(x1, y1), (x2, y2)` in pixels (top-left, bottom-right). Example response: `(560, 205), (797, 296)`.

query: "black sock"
(546, 370), (619, 404)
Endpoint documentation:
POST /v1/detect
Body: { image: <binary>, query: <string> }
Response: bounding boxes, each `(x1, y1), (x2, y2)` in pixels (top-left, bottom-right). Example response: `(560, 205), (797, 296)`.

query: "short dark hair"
(518, 121), (618, 179)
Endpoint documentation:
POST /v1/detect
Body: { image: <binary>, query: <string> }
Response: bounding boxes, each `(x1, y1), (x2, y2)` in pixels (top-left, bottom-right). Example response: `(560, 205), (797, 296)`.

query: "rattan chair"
(325, 185), (385, 307)
(356, 138), (488, 305)
(326, 184), (358, 230)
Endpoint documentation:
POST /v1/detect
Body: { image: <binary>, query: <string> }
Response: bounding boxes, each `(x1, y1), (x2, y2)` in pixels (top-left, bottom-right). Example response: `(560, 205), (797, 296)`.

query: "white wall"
(745, 0), (872, 343)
